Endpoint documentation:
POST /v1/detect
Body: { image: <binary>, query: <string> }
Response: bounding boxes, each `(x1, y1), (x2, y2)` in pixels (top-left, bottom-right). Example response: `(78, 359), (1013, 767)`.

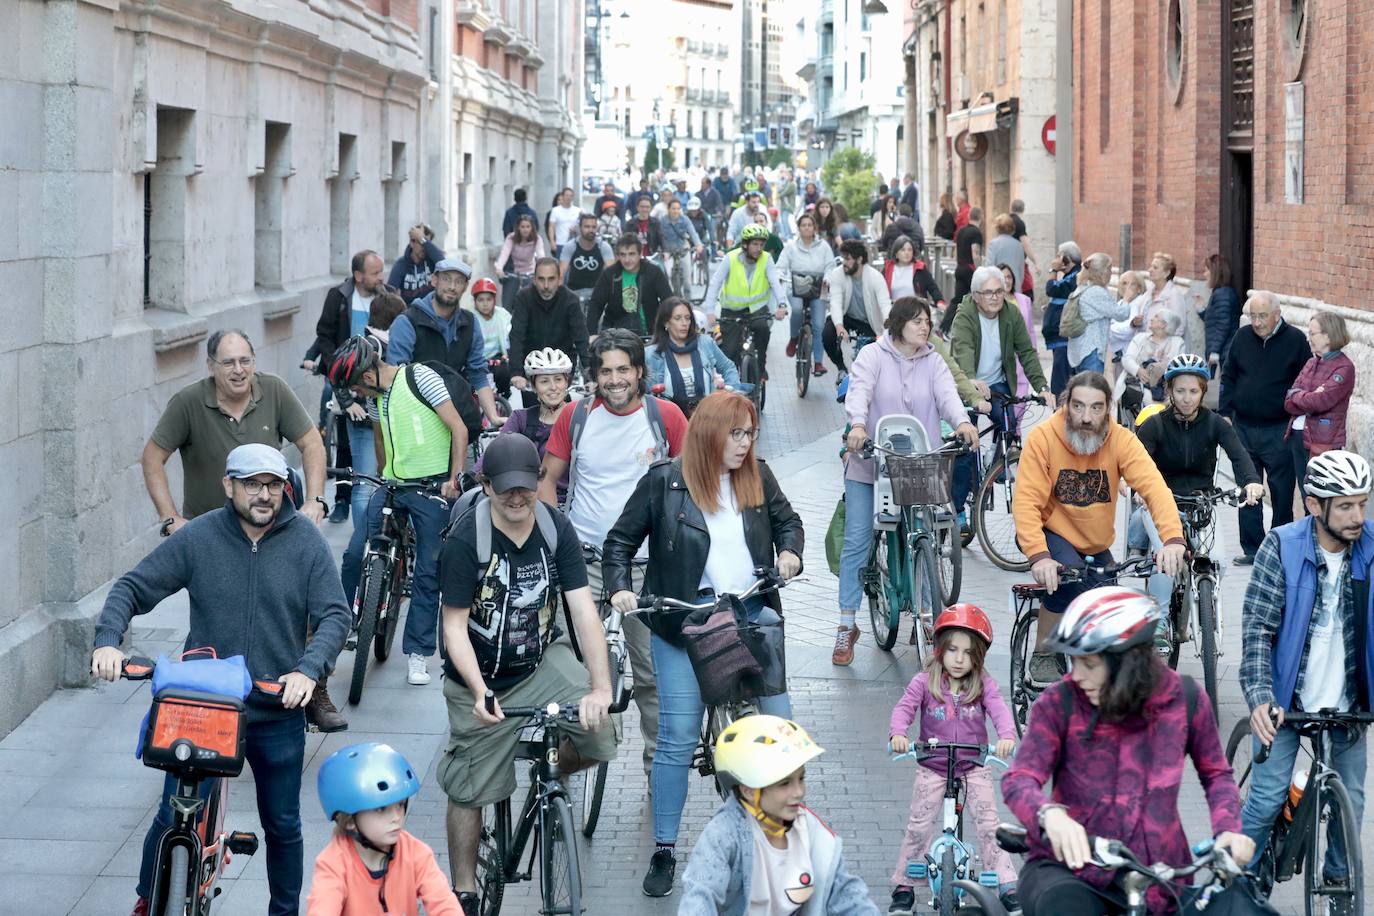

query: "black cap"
(482, 435), (542, 493)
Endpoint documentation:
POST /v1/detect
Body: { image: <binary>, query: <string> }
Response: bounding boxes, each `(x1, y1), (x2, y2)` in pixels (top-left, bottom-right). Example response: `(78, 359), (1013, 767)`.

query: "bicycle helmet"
(524, 347), (574, 378)
(740, 223), (770, 243)
(1163, 353), (1210, 384)
(1044, 586), (1162, 657)
(714, 715), (824, 792)
(687, 196), (702, 211)
(471, 277), (499, 298)
(1304, 449), (1372, 499)
(934, 604), (993, 646)
(743, 179), (760, 194)
(326, 335), (379, 389)
(318, 742), (421, 820)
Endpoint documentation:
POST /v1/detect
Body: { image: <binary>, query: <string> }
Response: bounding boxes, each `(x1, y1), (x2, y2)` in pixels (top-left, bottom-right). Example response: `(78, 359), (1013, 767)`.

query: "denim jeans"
(951, 379), (1013, 512)
(1049, 346), (1071, 396)
(778, 209), (794, 241)
(788, 295), (826, 363)
(137, 713), (306, 916)
(340, 484), (449, 656)
(1072, 350), (1104, 374)
(1126, 505), (1177, 607)
(1241, 725), (1367, 879)
(839, 478), (876, 612)
(344, 422), (377, 540)
(1039, 530), (1114, 615)
(649, 601), (792, 845)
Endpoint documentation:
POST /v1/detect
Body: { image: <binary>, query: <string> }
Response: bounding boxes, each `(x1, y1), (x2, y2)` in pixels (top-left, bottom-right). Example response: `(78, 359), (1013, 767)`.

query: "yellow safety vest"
(720, 249), (773, 313)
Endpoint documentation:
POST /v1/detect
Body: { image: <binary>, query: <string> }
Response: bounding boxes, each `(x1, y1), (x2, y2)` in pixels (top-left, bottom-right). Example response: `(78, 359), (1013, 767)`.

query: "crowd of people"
(90, 162), (1372, 916)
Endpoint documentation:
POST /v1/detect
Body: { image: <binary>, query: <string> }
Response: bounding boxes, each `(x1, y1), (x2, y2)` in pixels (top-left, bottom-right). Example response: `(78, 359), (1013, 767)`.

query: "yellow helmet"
(1135, 402), (1166, 428)
(713, 715), (825, 791)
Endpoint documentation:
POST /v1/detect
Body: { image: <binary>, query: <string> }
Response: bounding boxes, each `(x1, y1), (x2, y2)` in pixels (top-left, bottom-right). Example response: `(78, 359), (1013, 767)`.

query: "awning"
(946, 99), (1015, 133)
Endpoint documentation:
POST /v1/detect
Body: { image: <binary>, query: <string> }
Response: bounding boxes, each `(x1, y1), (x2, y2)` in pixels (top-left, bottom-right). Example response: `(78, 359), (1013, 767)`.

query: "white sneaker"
(407, 653), (431, 686)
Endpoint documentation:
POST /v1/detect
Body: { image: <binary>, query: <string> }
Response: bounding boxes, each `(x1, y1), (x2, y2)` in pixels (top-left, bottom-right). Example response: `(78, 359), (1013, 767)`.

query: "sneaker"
(328, 500), (350, 524)
(832, 625), (860, 666)
(407, 653), (431, 686)
(131, 900), (150, 916)
(1232, 554), (1256, 567)
(813, 362), (827, 376)
(643, 848), (677, 897)
(1000, 890), (1022, 914)
(888, 886), (916, 915)
(786, 337), (799, 357)
(1029, 651), (1061, 686)
(457, 890), (479, 916)
(305, 677), (349, 732)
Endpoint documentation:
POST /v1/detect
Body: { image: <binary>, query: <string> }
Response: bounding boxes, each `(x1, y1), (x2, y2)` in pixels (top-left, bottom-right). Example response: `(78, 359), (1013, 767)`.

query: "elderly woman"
(1119, 308), (1185, 405)
(1107, 270), (1152, 382)
(1199, 254), (1240, 376)
(985, 213), (1025, 291)
(645, 297), (742, 417)
(1286, 311), (1356, 490)
(1065, 252), (1128, 375)
(834, 297), (978, 666)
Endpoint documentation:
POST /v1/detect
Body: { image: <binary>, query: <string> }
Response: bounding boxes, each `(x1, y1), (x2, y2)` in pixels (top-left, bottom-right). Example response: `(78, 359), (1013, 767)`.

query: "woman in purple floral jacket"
(1001, 586), (1253, 915)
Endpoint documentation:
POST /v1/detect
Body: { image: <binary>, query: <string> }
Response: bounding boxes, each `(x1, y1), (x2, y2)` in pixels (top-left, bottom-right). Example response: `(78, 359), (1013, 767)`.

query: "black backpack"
(409, 360), (485, 443)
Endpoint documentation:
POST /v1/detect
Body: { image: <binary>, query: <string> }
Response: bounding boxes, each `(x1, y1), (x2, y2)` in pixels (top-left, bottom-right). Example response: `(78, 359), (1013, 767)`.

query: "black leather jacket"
(602, 457), (804, 646)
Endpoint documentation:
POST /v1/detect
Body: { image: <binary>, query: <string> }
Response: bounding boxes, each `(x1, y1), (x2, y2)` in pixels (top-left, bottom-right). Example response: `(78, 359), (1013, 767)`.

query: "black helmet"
(326, 336), (379, 389)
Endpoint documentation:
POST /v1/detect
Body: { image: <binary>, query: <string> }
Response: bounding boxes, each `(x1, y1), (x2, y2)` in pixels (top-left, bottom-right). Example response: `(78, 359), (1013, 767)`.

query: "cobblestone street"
(0, 336), (1367, 914)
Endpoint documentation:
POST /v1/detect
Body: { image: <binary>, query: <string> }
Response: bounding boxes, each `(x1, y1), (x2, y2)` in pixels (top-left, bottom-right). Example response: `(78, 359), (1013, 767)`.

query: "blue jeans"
(1241, 725), (1367, 879)
(345, 422), (377, 540)
(1039, 530), (1113, 615)
(1049, 345), (1071, 396)
(1072, 350), (1104, 374)
(649, 602), (792, 844)
(137, 713), (306, 916)
(1126, 505), (1177, 607)
(779, 209), (795, 241)
(839, 477), (875, 612)
(951, 379), (1013, 512)
(788, 295), (825, 363)
(340, 484), (449, 656)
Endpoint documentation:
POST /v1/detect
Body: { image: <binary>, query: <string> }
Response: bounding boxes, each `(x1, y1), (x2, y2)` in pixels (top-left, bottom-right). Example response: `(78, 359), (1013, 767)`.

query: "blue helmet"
(1162, 353), (1209, 384)
(318, 742), (421, 820)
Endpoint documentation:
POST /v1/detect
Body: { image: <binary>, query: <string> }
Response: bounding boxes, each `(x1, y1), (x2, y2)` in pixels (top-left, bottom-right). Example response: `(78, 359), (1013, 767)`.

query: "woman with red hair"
(603, 391), (806, 898)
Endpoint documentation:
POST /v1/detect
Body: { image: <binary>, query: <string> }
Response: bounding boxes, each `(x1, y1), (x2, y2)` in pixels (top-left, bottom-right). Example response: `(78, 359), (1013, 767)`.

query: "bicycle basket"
(138, 654), (250, 777)
(791, 274), (820, 298)
(884, 451), (955, 506)
(680, 596), (787, 706)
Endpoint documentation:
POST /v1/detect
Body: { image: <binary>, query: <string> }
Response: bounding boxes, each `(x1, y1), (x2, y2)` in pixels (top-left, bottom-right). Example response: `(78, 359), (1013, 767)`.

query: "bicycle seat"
(995, 823), (1029, 854)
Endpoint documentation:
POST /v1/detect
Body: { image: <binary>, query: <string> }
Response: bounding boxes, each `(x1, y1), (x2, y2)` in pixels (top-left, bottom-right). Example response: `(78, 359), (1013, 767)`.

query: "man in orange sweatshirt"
(1013, 371), (1187, 683)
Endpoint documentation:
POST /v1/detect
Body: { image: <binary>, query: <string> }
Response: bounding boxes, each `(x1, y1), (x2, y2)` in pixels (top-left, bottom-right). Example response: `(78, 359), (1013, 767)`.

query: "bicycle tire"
(913, 537), (942, 660)
(374, 554), (405, 663)
(162, 842), (190, 916)
(1009, 607), (1035, 737)
(795, 325), (812, 397)
(477, 803), (507, 916)
(739, 352), (762, 414)
(867, 530), (902, 651)
(1164, 579), (1186, 669)
(540, 794), (583, 916)
(707, 703), (749, 799)
(973, 454), (1030, 571)
(1307, 773), (1363, 916)
(580, 760), (608, 839)
(1224, 717), (1277, 897)
(1196, 576), (1220, 721)
(935, 512), (962, 606)
(349, 554), (386, 705)
(938, 843), (957, 913)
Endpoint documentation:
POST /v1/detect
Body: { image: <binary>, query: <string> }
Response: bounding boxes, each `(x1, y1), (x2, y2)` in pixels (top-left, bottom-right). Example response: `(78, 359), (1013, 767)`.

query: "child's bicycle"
(123, 652), (282, 916)
(890, 740), (1009, 914)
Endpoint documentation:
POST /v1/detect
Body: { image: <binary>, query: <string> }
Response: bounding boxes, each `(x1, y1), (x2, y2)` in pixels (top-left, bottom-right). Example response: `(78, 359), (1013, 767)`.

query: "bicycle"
(1006, 555), (1156, 735)
(860, 429), (969, 654)
(963, 390), (1044, 570)
(789, 271), (825, 398)
(891, 740), (1009, 914)
(1226, 707), (1374, 915)
(472, 689), (630, 916)
(122, 652), (280, 916)
(658, 248), (693, 300)
(834, 332), (875, 403)
(717, 312), (773, 416)
(691, 246), (713, 304)
(327, 467), (445, 705)
(632, 569), (789, 798)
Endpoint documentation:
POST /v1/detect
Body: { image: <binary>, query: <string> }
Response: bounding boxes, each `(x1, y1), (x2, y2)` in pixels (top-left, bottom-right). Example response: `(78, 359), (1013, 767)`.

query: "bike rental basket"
(680, 595), (786, 707)
(138, 655), (250, 778)
(883, 450), (956, 507)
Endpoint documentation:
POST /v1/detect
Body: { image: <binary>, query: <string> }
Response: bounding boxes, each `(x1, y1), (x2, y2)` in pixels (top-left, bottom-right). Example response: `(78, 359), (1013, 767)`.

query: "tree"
(820, 147), (875, 197)
(644, 140), (675, 175)
(820, 146), (880, 223)
(766, 147), (793, 168)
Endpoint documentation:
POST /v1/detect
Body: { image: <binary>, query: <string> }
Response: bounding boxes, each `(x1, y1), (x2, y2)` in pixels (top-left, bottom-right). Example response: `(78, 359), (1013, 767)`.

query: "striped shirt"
(366, 363), (452, 423)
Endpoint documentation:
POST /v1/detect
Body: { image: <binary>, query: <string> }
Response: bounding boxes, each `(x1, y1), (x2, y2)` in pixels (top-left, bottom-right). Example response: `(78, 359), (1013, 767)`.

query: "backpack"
(411, 360), (485, 443)
(565, 395), (671, 506)
(1058, 288), (1089, 339)
(1057, 673), (1198, 737)
(444, 486), (559, 563)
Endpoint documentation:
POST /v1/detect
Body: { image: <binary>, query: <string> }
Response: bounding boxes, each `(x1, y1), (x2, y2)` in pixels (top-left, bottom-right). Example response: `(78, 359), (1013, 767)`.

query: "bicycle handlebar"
(1256, 706), (1374, 763)
(326, 467), (445, 495)
(633, 568), (785, 614)
(121, 655), (284, 697)
(487, 691), (631, 719)
(890, 740), (1010, 770)
(1173, 486), (1247, 509)
(860, 436), (973, 460)
(989, 390), (1047, 406)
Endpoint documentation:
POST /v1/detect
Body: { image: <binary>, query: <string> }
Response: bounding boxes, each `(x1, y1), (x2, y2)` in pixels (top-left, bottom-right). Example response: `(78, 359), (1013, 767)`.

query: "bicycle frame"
(491, 717), (575, 887)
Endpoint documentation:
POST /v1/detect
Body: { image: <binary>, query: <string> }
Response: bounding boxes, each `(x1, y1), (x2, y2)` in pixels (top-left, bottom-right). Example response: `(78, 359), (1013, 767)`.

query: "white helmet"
(687, 196), (703, 211)
(1044, 586), (1162, 656)
(1304, 450), (1372, 499)
(524, 347), (574, 378)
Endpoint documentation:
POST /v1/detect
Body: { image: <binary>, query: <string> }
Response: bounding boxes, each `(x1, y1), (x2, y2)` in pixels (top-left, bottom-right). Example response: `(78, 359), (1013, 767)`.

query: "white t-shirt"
(1301, 545), (1352, 712)
(699, 474), (756, 596)
(549, 205), (582, 248)
(350, 288), (376, 337)
(748, 815), (816, 916)
(975, 313), (1006, 385)
(889, 264), (917, 300)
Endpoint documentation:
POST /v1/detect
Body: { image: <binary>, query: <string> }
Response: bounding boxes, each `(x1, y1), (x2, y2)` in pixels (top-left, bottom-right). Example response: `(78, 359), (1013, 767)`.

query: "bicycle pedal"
(226, 831), (259, 856)
(905, 862), (928, 880)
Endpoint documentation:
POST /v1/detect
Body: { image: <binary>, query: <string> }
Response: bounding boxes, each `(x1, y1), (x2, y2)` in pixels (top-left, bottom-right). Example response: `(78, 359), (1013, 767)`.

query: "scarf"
(663, 336), (707, 403)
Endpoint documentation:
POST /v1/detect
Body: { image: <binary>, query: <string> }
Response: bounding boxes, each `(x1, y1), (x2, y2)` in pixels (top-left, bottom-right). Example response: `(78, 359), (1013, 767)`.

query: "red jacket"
(1285, 350), (1356, 454)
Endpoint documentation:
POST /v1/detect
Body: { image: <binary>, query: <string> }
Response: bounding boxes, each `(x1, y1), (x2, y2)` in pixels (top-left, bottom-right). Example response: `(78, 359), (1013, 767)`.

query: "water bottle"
(1282, 768), (1308, 822)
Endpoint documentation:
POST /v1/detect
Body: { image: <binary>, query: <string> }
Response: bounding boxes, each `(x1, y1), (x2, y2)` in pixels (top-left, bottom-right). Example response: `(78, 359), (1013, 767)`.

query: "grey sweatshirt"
(94, 502), (351, 722)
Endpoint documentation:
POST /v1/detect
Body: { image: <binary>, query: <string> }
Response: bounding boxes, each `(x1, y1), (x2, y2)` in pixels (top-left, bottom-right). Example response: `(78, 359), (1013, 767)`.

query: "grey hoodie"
(94, 501), (351, 722)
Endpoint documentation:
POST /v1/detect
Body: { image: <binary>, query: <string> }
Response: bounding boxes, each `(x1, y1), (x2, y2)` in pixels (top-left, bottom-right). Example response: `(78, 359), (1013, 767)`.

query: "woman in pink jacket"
(1286, 311), (1356, 496)
(835, 298), (977, 666)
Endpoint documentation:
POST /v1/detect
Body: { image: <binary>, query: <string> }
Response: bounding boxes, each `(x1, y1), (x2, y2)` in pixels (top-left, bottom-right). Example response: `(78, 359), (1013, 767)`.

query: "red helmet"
(933, 603), (993, 646)
(471, 277), (499, 297)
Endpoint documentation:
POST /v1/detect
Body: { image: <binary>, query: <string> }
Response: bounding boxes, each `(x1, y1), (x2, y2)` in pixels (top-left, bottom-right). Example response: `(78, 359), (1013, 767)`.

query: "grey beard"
(1064, 421), (1108, 456)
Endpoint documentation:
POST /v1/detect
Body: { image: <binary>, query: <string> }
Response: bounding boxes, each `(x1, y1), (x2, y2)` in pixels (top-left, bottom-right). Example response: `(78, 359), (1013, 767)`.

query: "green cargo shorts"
(437, 642), (619, 808)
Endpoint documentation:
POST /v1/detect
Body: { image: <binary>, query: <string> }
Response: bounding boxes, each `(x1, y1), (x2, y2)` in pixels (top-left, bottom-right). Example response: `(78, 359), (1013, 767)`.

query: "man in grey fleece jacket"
(92, 443), (350, 916)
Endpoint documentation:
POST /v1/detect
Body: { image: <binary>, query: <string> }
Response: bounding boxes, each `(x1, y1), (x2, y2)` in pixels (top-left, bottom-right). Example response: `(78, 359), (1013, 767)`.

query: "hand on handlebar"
(474, 690), (504, 726)
(889, 734), (911, 755)
(1242, 482), (1265, 506)
(776, 550), (802, 580)
(92, 646), (125, 682)
(846, 425), (867, 456)
(994, 738), (1016, 759)
(1155, 542), (1187, 578)
(609, 590), (638, 615)
(345, 402), (368, 422)
(1031, 558), (1060, 595)
(953, 422), (978, 448)
(1042, 807), (1092, 870)
(973, 379), (992, 399)
(277, 671), (316, 709)
(1213, 831), (1255, 869)
(1251, 703), (1284, 747)
(578, 686), (613, 731)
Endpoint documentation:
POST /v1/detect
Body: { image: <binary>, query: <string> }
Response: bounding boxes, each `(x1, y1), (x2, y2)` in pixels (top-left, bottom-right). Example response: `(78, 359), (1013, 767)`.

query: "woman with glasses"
(603, 391), (805, 898)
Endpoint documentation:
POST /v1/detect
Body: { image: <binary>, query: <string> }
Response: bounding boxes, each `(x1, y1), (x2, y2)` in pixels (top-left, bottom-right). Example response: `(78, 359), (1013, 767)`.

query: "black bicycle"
(789, 272), (825, 398)
(718, 313), (773, 416)
(963, 390), (1044, 568)
(473, 690), (630, 916)
(328, 468), (445, 705)
(1226, 707), (1374, 915)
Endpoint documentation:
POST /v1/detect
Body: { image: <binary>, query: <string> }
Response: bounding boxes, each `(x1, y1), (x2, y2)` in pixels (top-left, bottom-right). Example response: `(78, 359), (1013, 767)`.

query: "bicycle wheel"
(935, 511), (962, 606)
(740, 352), (763, 416)
(1307, 773), (1363, 916)
(349, 554), (385, 705)
(1008, 607), (1035, 737)
(973, 453), (1030, 572)
(795, 324), (812, 397)
(912, 537), (942, 659)
(938, 843), (957, 913)
(580, 761), (608, 839)
(1163, 579), (1186, 669)
(374, 553), (406, 662)
(1195, 576), (1220, 721)
(476, 804), (507, 916)
(539, 794), (582, 916)
(866, 531), (902, 651)
(162, 843), (190, 916)
(706, 703), (751, 799)
(1224, 717), (1277, 896)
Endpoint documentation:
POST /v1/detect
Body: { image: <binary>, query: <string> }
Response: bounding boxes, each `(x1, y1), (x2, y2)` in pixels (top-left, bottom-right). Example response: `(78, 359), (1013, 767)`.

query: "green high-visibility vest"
(378, 366), (451, 481)
(720, 249), (772, 313)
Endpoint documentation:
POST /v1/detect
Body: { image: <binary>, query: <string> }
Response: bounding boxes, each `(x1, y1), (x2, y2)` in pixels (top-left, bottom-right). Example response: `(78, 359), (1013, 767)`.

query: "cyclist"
(493, 213), (546, 311)
(507, 257), (590, 394)
(92, 443), (351, 916)
(468, 277), (513, 398)
(678, 716), (880, 915)
(436, 435), (617, 915)
(1001, 586), (1252, 916)
(822, 240), (889, 379)
(725, 187), (768, 247)
(1238, 449), (1374, 904)
(1128, 353), (1263, 606)
(329, 336), (472, 688)
(750, 208), (786, 262)
(778, 210), (836, 378)
(657, 197), (705, 297)
(475, 347), (575, 502)
(645, 297), (743, 417)
(603, 391), (803, 897)
(560, 212), (614, 309)
(685, 196), (711, 257)
(1011, 370), (1186, 685)
(704, 223), (788, 382)
(586, 232), (675, 337)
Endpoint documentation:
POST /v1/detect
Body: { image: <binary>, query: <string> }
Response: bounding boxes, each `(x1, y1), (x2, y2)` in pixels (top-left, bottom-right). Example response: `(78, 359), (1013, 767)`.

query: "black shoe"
(328, 500), (350, 524)
(1232, 554), (1255, 567)
(642, 848), (677, 897)
(456, 890), (479, 916)
(888, 886), (916, 915)
(1000, 890), (1022, 914)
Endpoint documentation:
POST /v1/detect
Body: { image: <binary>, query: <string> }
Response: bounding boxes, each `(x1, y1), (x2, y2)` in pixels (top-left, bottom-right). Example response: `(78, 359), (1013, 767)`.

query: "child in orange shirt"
(307, 743), (461, 916)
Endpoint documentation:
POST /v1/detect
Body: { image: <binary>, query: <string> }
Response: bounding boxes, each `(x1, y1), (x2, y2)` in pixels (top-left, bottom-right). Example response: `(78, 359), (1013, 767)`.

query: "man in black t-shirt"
(945, 206), (985, 334)
(436, 436), (616, 909)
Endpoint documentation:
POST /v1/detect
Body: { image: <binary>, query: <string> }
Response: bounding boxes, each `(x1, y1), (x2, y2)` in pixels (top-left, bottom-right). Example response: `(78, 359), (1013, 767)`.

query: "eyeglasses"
(434, 274), (468, 287)
(214, 357), (256, 370)
(237, 479), (286, 496)
(729, 427), (759, 443)
(975, 289), (1005, 298)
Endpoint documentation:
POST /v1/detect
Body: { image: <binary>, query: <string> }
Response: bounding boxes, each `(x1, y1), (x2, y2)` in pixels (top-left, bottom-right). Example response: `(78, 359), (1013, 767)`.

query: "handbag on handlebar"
(136, 654), (252, 778)
(791, 274), (819, 299)
(680, 595), (786, 706)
